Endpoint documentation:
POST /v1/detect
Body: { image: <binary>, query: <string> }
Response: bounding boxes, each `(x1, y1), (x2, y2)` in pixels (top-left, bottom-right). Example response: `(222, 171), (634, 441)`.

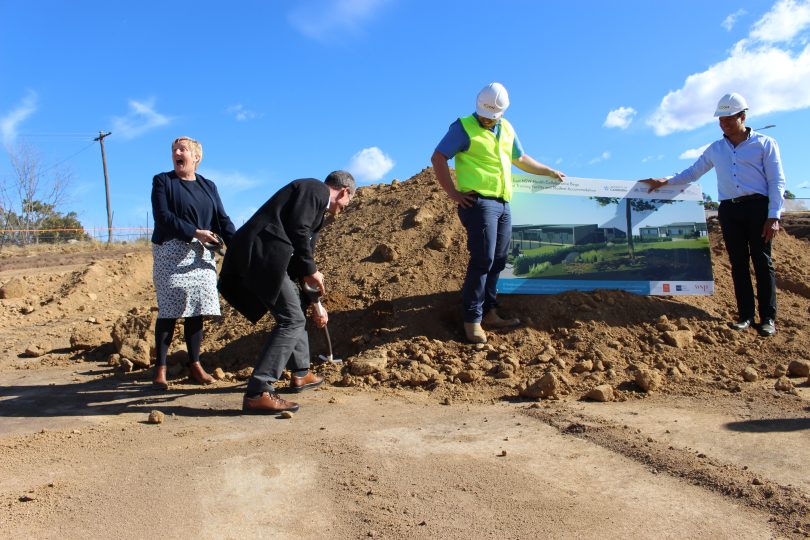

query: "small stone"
(0, 277), (27, 299)
(24, 344), (47, 358)
(147, 410), (165, 424)
(571, 360), (594, 374)
(585, 384), (614, 402)
(280, 411), (294, 419)
(787, 360), (810, 378)
(372, 243), (398, 262)
(752, 478), (764, 485)
(19, 494), (36, 502)
(635, 369), (662, 392)
(774, 377), (794, 392)
(118, 358), (134, 373)
(520, 372), (560, 399)
(457, 370), (482, 383)
(498, 450), (507, 457)
(741, 367), (759, 382)
(212, 367), (227, 380)
(662, 330), (693, 348)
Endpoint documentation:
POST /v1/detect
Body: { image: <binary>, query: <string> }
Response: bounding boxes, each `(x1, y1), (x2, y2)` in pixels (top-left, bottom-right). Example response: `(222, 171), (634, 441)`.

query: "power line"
(38, 141), (97, 177)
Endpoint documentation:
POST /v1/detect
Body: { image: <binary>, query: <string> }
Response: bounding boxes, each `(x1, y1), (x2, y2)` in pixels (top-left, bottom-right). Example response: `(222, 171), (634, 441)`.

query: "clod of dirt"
(118, 339), (151, 368)
(741, 367), (759, 382)
(427, 233), (451, 251)
(0, 277), (27, 299)
(662, 330), (694, 348)
(520, 372), (560, 399)
(585, 384), (614, 402)
(773, 377), (794, 392)
(147, 410), (165, 424)
(787, 359), (810, 378)
(635, 369), (662, 393)
(371, 243), (398, 262)
(69, 325), (109, 351)
(349, 356), (388, 376)
(23, 344), (47, 357)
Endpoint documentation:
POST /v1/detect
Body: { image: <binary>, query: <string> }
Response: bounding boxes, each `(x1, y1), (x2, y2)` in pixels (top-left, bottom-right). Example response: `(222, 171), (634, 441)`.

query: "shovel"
(302, 283), (343, 364)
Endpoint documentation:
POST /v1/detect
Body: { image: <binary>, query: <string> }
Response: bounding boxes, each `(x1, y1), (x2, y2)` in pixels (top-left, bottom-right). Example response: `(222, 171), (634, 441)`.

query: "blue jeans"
(457, 197), (511, 323)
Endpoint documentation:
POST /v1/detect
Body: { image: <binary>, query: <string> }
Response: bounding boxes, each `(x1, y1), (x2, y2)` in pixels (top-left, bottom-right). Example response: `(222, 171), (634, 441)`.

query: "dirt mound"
(8, 169), (806, 402)
(189, 169), (810, 402)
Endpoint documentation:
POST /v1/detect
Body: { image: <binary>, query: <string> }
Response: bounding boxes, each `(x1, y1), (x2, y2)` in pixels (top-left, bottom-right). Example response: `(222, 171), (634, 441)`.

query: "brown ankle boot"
(152, 365), (169, 390)
(188, 362), (215, 385)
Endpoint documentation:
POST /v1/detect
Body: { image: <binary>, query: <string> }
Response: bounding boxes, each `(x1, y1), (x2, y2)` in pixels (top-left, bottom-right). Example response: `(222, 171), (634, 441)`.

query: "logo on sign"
(676, 285), (683, 291)
(663, 283), (670, 292)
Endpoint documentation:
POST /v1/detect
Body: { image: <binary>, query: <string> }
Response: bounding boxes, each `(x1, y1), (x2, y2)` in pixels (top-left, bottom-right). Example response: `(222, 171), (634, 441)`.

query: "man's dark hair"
(325, 170), (356, 195)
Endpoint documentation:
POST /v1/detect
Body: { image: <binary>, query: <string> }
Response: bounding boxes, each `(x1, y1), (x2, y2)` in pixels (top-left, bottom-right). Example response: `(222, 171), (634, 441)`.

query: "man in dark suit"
(219, 171), (355, 414)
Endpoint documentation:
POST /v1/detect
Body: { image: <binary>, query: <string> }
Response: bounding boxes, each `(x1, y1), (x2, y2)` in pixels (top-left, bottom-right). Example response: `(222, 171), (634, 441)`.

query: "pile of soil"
(2, 169), (809, 402)
(195, 169), (810, 401)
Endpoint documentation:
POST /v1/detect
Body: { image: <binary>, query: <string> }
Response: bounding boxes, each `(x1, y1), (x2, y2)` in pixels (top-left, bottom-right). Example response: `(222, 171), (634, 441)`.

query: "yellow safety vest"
(455, 115), (515, 201)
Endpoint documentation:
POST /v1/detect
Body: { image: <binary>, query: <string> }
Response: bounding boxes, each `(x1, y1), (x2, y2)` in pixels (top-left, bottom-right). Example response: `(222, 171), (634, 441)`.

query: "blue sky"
(2, 0), (810, 235)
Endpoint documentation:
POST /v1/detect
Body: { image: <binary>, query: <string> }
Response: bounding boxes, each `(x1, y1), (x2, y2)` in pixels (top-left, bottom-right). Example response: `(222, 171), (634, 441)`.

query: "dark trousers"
(246, 275), (310, 395)
(457, 197), (511, 323)
(718, 197), (777, 322)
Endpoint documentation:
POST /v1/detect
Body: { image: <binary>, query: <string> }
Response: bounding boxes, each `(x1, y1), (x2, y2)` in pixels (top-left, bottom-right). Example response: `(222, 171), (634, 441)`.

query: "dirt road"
(1, 364), (807, 539)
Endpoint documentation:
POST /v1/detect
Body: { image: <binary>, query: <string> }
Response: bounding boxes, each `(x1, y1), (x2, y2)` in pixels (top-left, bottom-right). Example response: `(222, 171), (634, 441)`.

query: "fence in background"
(0, 227), (153, 245)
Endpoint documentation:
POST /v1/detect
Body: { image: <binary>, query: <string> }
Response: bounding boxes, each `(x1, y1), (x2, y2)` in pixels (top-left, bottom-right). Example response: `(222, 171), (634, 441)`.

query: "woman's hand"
(194, 229), (220, 244)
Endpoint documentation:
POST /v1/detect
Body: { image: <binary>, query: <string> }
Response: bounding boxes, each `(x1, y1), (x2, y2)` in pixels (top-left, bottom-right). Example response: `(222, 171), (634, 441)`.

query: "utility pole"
(94, 131), (113, 244)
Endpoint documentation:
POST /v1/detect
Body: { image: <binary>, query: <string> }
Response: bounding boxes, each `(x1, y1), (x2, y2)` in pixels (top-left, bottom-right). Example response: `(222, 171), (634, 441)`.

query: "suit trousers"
(717, 196), (777, 322)
(246, 274), (310, 395)
(457, 197), (511, 323)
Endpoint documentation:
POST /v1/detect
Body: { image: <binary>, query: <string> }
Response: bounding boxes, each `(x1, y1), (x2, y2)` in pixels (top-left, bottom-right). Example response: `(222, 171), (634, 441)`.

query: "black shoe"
(758, 319), (776, 337)
(730, 318), (754, 331)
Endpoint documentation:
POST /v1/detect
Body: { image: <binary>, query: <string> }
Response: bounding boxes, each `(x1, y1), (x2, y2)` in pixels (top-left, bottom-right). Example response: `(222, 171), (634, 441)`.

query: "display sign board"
(498, 176), (714, 296)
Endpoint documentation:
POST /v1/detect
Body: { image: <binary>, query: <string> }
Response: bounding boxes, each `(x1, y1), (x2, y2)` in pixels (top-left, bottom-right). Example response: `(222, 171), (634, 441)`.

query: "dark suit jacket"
(151, 171), (236, 245)
(219, 179), (330, 323)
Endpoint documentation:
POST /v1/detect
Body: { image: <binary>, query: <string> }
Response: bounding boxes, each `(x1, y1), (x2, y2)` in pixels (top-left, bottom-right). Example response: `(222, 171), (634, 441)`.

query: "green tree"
(784, 190), (796, 199)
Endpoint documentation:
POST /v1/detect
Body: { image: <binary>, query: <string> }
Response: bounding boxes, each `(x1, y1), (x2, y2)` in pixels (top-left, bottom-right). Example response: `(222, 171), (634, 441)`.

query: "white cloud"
(226, 104), (261, 122)
(796, 180), (810, 189)
(603, 106), (637, 129)
(1, 90), (38, 147)
(288, 0), (390, 41)
(588, 151), (611, 165)
(111, 99), (171, 140)
(641, 154), (665, 163)
(200, 168), (262, 192)
(722, 8), (747, 31)
(750, 0), (810, 42)
(347, 146), (395, 182)
(679, 143), (711, 159)
(648, 0), (810, 136)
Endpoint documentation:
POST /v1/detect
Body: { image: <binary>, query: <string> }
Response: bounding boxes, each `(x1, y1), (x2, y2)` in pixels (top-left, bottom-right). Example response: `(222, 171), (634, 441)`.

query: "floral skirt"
(152, 239), (220, 319)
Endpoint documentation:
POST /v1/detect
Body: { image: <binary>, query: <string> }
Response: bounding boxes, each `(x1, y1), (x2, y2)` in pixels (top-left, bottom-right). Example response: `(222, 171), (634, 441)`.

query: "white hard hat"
(476, 82), (510, 119)
(714, 93), (748, 117)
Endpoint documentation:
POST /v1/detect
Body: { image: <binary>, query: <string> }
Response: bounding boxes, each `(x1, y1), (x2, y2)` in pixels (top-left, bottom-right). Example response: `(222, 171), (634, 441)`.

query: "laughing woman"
(150, 136), (235, 389)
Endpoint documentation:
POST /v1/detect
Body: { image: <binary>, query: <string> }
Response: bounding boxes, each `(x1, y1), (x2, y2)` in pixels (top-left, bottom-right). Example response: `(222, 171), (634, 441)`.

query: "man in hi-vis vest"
(432, 82), (565, 344)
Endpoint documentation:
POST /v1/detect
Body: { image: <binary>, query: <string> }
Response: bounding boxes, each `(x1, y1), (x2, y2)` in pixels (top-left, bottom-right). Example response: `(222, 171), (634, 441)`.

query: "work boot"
(482, 310), (520, 329)
(464, 322), (487, 344)
(152, 365), (169, 390)
(188, 361), (215, 385)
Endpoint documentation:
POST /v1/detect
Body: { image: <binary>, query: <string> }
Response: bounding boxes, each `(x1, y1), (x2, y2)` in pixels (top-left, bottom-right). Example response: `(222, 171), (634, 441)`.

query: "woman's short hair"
(172, 137), (203, 168)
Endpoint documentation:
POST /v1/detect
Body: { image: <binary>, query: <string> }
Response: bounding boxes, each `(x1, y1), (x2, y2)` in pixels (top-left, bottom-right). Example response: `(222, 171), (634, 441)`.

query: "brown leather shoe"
(152, 365), (169, 390)
(242, 392), (300, 414)
(188, 362), (215, 385)
(289, 371), (324, 392)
